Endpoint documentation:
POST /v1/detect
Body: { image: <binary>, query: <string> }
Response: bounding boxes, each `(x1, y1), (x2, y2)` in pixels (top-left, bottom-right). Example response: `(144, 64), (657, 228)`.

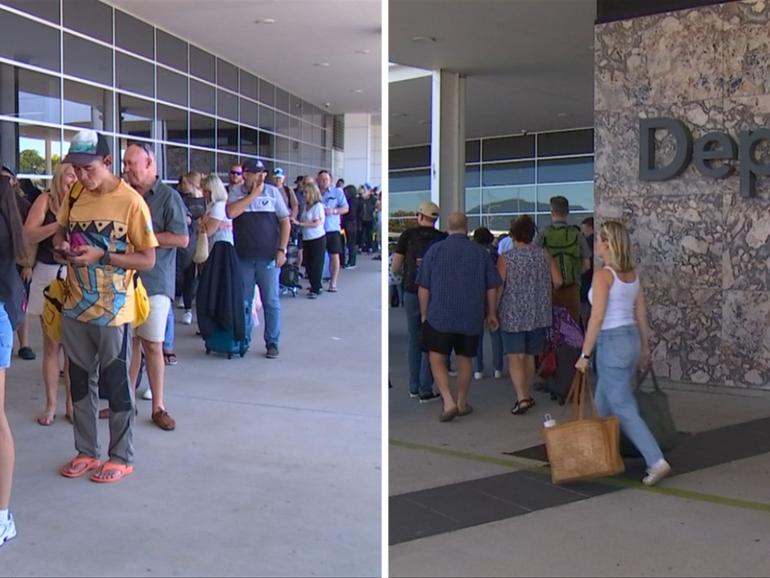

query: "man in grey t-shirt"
(122, 143), (189, 431)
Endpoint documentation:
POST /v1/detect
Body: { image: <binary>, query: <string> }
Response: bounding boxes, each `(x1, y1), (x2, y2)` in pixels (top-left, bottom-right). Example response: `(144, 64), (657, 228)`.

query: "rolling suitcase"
(201, 301), (253, 359)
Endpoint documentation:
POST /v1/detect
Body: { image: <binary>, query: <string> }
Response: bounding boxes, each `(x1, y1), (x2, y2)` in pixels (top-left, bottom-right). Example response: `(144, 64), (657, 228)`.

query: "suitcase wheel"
(227, 353), (233, 360)
(205, 348), (210, 355)
(239, 351), (245, 358)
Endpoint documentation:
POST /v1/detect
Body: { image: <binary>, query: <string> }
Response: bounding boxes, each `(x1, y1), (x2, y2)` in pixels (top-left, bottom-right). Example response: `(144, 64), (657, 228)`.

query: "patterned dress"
(498, 244), (552, 333)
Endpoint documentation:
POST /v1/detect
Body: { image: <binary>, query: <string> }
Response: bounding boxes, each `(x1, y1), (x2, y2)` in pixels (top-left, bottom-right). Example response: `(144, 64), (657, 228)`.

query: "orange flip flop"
(61, 455), (102, 478)
(90, 462), (134, 484)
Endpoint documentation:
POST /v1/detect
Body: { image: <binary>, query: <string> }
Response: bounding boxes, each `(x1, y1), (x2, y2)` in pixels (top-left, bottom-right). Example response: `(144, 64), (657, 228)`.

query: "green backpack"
(542, 224), (582, 287)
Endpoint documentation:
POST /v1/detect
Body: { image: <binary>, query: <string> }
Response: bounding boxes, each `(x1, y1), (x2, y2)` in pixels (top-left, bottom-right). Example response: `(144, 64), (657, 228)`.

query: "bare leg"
(142, 340), (166, 413)
(508, 353), (528, 402)
(329, 254), (341, 289)
(38, 323), (59, 424)
(524, 355), (536, 399)
(455, 355), (474, 412)
(0, 369), (14, 511)
(429, 351), (456, 412)
(16, 318), (29, 349)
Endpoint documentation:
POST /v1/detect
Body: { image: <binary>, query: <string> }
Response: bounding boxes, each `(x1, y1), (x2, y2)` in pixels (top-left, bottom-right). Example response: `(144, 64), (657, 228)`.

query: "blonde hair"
(180, 171), (203, 197)
(48, 163), (74, 216)
(203, 174), (228, 203)
(599, 219), (634, 273)
(303, 182), (322, 207)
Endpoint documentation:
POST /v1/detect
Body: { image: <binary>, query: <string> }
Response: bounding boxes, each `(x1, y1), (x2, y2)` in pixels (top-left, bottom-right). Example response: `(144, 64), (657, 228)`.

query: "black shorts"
(326, 231), (343, 255)
(421, 321), (480, 358)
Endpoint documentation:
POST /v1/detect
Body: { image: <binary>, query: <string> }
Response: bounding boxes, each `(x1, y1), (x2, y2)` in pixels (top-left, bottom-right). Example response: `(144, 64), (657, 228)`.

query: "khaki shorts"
(136, 295), (171, 343)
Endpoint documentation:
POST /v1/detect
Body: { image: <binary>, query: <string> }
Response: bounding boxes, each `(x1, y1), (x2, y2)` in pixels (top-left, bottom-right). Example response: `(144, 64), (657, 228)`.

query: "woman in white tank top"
(574, 220), (671, 486)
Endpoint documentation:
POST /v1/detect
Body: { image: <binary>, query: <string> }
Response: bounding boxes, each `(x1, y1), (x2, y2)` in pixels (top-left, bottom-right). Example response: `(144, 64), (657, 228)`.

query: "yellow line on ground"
(390, 438), (770, 514)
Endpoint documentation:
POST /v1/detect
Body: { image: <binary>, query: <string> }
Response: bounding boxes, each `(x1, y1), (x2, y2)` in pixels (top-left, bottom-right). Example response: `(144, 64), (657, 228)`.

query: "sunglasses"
(230, 170), (242, 175)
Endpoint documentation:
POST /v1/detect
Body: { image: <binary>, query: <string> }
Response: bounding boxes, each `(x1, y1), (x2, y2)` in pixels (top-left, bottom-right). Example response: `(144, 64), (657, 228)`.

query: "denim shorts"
(502, 327), (546, 355)
(0, 302), (12, 369)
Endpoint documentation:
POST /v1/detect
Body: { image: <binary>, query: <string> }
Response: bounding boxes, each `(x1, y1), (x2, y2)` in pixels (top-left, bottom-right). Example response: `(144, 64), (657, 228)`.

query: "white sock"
(0, 509), (8, 524)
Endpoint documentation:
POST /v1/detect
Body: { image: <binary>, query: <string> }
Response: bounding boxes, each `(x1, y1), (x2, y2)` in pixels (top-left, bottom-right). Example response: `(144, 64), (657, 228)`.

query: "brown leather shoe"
(152, 409), (176, 431)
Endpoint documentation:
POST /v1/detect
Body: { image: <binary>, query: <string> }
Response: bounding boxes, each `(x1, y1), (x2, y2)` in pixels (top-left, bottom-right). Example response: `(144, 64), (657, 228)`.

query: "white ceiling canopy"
(111, 0), (381, 115)
(389, 0), (596, 147)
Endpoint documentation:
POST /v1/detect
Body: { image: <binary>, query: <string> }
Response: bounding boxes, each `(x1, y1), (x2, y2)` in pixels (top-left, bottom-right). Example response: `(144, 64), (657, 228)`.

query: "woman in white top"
(201, 174), (233, 247)
(293, 182), (326, 298)
(575, 220), (671, 486)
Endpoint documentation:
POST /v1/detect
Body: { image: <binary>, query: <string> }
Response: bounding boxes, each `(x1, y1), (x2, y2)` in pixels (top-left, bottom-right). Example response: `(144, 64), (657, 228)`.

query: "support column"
(430, 70), (465, 228)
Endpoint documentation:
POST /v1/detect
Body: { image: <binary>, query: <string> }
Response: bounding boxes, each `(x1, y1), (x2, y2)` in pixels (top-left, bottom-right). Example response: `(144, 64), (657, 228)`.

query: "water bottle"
(543, 413), (556, 428)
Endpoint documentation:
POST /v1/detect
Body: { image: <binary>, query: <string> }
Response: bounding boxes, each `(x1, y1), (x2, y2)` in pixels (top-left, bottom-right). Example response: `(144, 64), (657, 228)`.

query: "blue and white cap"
(63, 129), (111, 165)
(273, 167), (285, 178)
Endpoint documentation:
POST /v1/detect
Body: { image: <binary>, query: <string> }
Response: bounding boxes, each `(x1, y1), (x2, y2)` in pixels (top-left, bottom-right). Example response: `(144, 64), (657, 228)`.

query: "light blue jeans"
(595, 324), (663, 468)
(475, 328), (503, 373)
(0, 302), (12, 369)
(403, 291), (434, 396)
(239, 257), (281, 347)
(163, 305), (174, 351)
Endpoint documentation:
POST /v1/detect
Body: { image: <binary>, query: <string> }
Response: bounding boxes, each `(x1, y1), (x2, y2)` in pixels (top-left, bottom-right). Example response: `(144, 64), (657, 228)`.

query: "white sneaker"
(0, 513), (16, 547)
(494, 370), (504, 379)
(181, 311), (192, 325)
(448, 370), (458, 377)
(642, 459), (671, 486)
(141, 388), (153, 401)
(473, 372), (483, 380)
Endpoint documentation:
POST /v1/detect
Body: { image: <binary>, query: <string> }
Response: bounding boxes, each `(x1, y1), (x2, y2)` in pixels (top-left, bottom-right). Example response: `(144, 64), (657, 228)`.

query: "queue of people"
(391, 195), (672, 487)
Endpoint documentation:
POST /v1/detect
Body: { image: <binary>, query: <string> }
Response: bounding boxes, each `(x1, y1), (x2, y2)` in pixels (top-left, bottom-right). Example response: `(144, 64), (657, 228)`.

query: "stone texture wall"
(594, 0), (770, 389)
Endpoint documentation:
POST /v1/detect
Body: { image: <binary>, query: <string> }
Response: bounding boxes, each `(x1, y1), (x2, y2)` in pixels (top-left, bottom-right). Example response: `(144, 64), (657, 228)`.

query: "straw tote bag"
(543, 372), (625, 484)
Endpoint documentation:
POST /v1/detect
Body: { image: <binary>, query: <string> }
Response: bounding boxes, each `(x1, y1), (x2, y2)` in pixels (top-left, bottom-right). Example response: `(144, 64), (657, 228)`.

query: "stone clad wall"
(594, 0), (770, 388)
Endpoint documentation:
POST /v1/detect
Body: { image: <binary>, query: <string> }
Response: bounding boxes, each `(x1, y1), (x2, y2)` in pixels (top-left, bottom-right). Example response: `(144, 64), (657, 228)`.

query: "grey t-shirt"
(137, 178), (189, 298)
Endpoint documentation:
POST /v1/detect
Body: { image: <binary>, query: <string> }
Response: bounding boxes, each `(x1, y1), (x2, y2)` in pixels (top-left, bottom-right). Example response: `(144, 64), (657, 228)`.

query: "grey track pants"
(61, 317), (135, 464)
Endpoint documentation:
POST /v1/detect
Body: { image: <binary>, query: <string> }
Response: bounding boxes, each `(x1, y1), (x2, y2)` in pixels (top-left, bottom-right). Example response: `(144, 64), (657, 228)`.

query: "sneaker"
(141, 388), (153, 401)
(642, 459), (671, 486)
(18, 347), (36, 361)
(345, 264), (357, 270)
(473, 372), (483, 380)
(494, 370), (504, 379)
(266, 344), (279, 359)
(418, 392), (441, 404)
(181, 311), (192, 325)
(308, 292), (318, 300)
(408, 391), (419, 399)
(151, 409), (176, 431)
(0, 513), (16, 547)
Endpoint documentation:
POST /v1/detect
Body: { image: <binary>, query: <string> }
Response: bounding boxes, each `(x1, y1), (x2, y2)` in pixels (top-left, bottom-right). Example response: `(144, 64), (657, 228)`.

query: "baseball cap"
(364, 181), (373, 190)
(242, 158), (267, 173)
(274, 167), (284, 178)
(63, 129), (111, 165)
(417, 201), (440, 220)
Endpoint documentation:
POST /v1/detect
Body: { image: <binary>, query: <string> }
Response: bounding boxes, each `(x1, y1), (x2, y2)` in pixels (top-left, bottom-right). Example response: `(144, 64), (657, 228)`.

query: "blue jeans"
(239, 257), (281, 347)
(163, 305), (174, 351)
(0, 302), (12, 369)
(475, 328), (503, 373)
(403, 291), (434, 396)
(595, 325), (663, 468)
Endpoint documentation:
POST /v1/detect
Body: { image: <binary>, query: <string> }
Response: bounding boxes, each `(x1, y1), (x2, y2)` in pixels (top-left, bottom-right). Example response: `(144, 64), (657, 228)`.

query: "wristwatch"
(580, 352), (591, 360)
(99, 251), (111, 266)
(277, 248), (286, 253)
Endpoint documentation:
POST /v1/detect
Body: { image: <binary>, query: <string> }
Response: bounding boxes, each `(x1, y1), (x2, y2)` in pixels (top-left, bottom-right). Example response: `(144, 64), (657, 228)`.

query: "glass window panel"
(466, 140), (480, 163)
(189, 113), (215, 148)
(259, 131), (274, 159)
(217, 89), (238, 121)
(118, 94), (152, 138)
(388, 217), (418, 237)
(465, 187), (481, 215)
(483, 185), (537, 214)
(64, 0), (112, 43)
(17, 124), (63, 176)
(156, 30), (188, 72)
(190, 79), (215, 115)
(190, 148), (215, 173)
(240, 71), (258, 99)
(482, 135), (535, 161)
(64, 33), (113, 86)
(158, 104), (188, 145)
(259, 105), (275, 132)
(276, 112), (291, 136)
(390, 146), (430, 170)
(289, 139), (301, 164)
(466, 165), (480, 188)
(240, 127), (257, 156)
(482, 161), (535, 187)
(190, 46), (215, 82)
(216, 152), (238, 177)
(275, 136), (290, 161)
(276, 88), (291, 113)
(217, 59), (238, 91)
(240, 99), (257, 127)
(115, 10), (154, 59)
(290, 116), (300, 141)
(389, 169), (429, 193)
(0, 10), (60, 72)
(291, 95), (303, 117)
(15, 68), (61, 124)
(538, 129), (594, 157)
(259, 79), (275, 106)
(217, 120), (238, 153)
(157, 68), (188, 107)
(537, 182), (594, 213)
(116, 52), (154, 98)
(3, 0), (59, 23)
(537, 157), (593, 183)
(301, 121), (313, 144)
(485, 215), (519, 234)
(389, 192), (429, 217)
(164, 145), (188, 180)
(63, 80), (113, 131)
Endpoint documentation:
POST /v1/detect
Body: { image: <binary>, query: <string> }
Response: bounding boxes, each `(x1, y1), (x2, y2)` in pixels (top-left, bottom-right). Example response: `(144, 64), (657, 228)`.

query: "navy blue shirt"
(227, 183), (290, 261)
(417, 233), (502, 336)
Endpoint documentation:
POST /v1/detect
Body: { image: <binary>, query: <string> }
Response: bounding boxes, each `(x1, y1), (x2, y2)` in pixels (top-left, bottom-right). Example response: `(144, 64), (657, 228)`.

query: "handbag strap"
(635, 365), (660, 392)
(565, 371), (598, 421)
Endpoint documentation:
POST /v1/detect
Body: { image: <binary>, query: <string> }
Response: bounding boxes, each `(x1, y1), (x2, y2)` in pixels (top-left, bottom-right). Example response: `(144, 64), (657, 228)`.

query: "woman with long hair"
(24, 164), (78, 424)
(575, 219), (671, 486)
(178, 171), (206, 325)
(294, 182), (326, 298)
(0, 174), (26, 546)
(200, 174), (233, 247)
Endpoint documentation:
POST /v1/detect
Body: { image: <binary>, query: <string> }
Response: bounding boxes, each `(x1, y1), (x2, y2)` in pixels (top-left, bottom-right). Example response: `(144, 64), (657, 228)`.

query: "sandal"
(510, 398), (534, 415)
(90, 461), (134, 484)
(163, 352), (178, 366)
(61, 455), (102, 478)
(457, 404), (474, 417)
(36, 412), (56, 426)
(439, 406), (459, 422)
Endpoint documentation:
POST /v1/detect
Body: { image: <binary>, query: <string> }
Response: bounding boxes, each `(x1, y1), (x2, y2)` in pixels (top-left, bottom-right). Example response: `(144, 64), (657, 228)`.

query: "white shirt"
(206, 200), (233, 245)
(302, 202), (326, 241)
(589, 266), (639, 330)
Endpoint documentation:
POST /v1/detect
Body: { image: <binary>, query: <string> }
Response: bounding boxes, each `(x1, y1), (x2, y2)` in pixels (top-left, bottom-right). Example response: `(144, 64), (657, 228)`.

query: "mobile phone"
(54, 247), (78, 258)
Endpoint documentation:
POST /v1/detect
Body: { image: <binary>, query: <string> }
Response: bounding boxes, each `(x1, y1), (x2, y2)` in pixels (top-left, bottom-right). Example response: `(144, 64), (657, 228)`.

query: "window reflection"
(118, 94), (153, 138)
(64, 80), (113, 131)
(14, 68), (61, 124)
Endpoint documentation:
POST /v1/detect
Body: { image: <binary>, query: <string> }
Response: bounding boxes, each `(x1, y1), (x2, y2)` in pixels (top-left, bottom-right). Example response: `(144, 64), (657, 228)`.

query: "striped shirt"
(417, 234), (502, 336)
